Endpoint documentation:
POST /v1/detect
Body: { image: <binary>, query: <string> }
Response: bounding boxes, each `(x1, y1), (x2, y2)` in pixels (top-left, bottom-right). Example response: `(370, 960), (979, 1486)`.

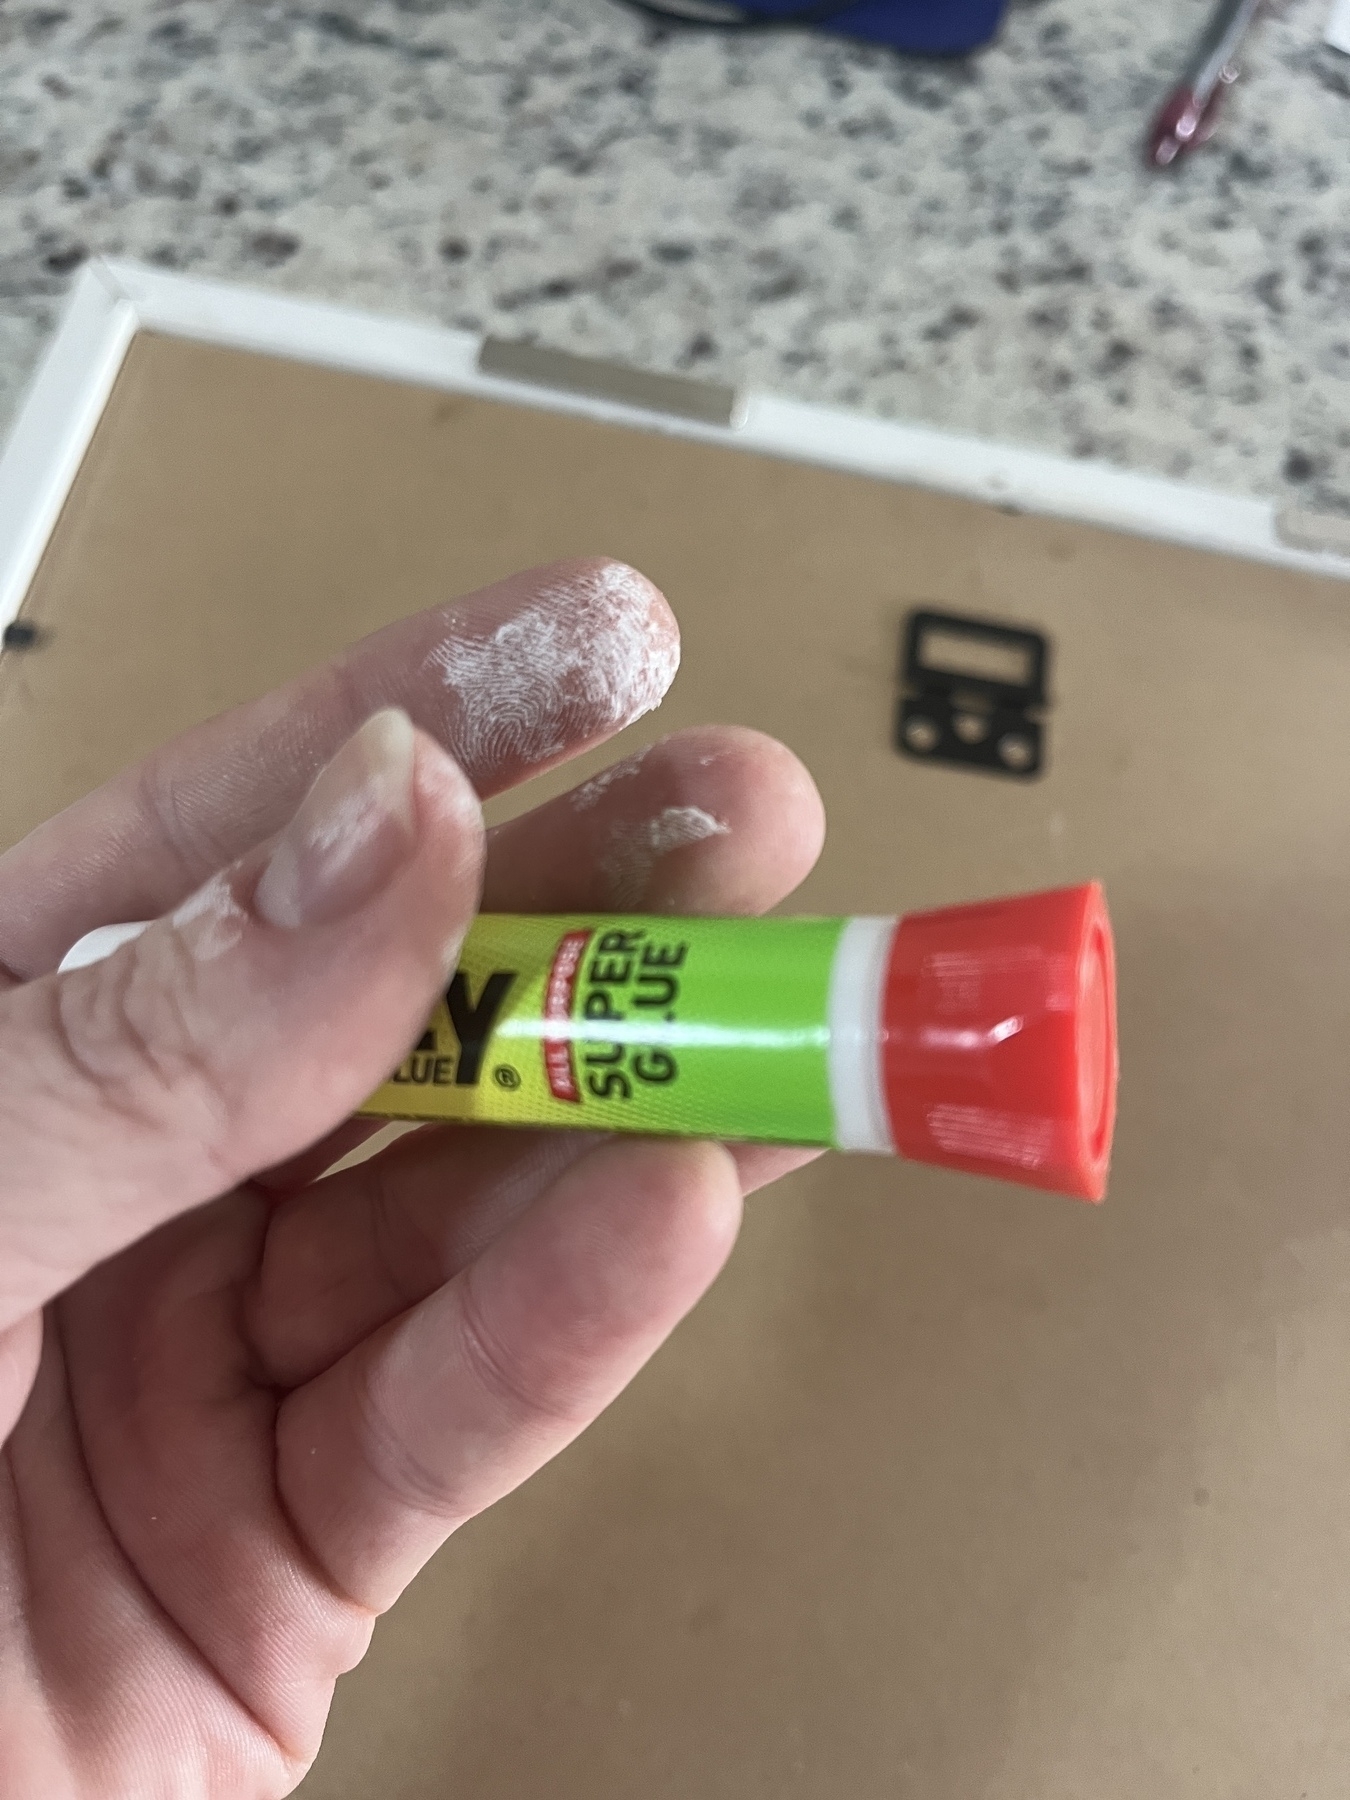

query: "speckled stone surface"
(1, 0), (1348, 513)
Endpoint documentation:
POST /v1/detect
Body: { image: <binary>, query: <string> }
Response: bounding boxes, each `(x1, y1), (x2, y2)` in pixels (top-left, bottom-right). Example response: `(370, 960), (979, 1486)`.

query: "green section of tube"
(363, 913), (847, 1146)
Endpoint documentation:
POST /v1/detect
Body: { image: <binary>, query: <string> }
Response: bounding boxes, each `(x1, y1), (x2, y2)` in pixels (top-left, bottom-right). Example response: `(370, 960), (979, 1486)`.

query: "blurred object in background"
(1327, 0), (1350, 53)
(1146, 0), (1264, 168)
(614, 0), (1011, 56)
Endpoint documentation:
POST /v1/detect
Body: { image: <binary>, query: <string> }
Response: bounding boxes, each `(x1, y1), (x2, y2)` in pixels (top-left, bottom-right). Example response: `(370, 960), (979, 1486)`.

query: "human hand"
(0, 560), (824, 1798)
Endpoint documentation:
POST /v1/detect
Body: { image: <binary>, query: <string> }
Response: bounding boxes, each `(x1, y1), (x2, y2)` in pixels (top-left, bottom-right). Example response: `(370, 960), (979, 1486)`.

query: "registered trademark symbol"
(493, 1065), (521, 1090)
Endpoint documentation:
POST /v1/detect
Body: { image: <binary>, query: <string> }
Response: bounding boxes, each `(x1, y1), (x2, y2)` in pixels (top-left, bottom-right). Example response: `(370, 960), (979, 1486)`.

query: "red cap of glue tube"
(881, 883), (1117, 1202)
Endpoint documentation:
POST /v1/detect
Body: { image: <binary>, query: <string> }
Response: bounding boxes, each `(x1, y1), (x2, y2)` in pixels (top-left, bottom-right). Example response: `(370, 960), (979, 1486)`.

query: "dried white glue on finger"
(60, 884), (1118, 1201)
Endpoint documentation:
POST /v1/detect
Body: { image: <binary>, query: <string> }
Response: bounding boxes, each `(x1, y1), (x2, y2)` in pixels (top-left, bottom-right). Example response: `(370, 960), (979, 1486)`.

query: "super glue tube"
(60, 882), (1117, 1202)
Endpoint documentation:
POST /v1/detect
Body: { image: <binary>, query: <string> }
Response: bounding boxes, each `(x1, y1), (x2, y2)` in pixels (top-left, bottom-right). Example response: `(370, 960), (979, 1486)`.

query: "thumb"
(0, 709), (483, 1331)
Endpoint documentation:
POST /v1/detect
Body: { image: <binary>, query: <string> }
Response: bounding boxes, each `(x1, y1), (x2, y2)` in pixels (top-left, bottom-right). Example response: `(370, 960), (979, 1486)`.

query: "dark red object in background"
(1144, 0), (1263, 168)
(1146, 76), (1234, 168)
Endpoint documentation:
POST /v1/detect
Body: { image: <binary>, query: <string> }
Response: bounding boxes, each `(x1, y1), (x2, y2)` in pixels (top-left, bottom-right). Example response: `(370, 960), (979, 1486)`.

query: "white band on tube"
(826, 916), (896, 1154)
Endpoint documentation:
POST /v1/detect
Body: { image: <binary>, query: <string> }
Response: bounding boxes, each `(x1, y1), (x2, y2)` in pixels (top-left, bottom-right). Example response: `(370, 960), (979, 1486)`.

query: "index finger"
(0, 559), (676, 979)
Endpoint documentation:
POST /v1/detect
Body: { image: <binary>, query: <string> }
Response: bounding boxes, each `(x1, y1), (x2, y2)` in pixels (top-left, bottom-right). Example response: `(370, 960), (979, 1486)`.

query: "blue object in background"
(737, 0), (1010, 55)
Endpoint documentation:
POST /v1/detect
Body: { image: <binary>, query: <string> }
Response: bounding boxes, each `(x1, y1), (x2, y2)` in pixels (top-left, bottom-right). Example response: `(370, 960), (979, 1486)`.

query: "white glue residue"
(570, 744), (653, 811)
(307, 782), (389, 863)
(255, 782), (390, 930)
(428, 563), (680, 775)
(253, 708), (419, 930)
(170, 870), (247, 962)
(601, 806), (729, 906)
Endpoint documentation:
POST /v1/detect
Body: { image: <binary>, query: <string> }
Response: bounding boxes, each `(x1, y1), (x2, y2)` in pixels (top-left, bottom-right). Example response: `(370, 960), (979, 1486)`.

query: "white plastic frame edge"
(1, 256), (1347, 642)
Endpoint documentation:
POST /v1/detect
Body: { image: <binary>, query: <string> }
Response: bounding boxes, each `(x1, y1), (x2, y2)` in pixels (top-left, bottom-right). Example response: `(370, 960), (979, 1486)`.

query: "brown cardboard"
(5, 331), (1350, 1796)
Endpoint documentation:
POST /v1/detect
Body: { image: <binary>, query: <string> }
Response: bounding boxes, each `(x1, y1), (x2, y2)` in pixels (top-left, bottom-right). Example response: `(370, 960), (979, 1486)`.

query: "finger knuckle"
(454, 1271), (584, 1433)
(350, 1359), (460, 1522)
(50, 934), (232, 1171)
(135, 748), (227, 891)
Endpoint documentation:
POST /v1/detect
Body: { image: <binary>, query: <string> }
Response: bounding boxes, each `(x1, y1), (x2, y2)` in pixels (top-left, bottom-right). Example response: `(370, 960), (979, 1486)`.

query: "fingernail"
(255, 709), (418, 930)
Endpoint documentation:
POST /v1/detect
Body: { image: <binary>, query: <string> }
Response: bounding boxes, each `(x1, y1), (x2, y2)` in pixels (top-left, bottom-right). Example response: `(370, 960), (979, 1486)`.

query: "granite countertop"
(1, 0), (1348, 516)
